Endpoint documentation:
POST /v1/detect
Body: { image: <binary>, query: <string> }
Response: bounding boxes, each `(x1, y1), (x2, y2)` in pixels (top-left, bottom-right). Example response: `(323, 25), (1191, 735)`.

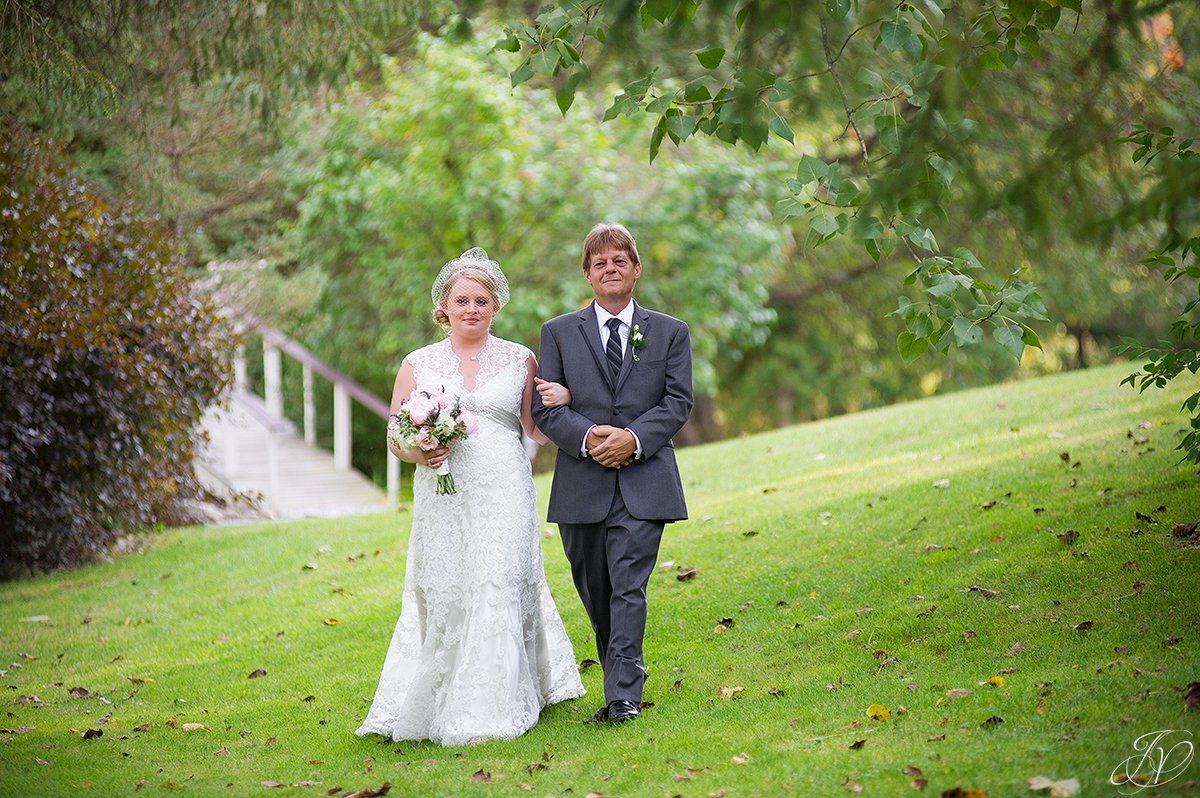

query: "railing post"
(234, 344), (248, 392)
(264, 340), (283, 419)
(302, 364), (316, 445)
(265, 426), (280, 519)
(386, 451), (400, 506)
(333, 383), (351, 471)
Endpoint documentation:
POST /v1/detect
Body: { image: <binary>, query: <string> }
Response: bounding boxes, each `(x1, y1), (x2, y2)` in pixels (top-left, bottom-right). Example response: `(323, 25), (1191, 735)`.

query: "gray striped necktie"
(605, 318), (623, 379)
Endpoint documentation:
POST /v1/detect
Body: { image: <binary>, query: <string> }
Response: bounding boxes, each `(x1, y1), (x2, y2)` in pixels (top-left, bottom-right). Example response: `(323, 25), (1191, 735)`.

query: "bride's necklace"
(451, 337), (487, 362)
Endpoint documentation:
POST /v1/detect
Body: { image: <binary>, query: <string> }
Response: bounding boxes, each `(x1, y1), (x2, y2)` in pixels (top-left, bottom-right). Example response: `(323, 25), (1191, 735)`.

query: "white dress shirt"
(581, 300), (643, 460)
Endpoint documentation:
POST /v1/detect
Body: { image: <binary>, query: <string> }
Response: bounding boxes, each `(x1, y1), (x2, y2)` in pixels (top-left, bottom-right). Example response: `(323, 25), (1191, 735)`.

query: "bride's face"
(442, 277), (498, 335)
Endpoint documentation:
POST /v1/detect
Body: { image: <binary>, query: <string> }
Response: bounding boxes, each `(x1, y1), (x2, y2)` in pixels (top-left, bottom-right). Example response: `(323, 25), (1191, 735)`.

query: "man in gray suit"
(532, 223), (693, 724)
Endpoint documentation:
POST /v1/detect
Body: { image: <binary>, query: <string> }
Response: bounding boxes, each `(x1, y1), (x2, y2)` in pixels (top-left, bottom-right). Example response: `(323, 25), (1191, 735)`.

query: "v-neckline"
(447, 335), (493, 393)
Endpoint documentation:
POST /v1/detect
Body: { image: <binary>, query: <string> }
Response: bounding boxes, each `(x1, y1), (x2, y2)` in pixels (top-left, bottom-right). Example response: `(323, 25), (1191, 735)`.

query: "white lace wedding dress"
(356, 335), (585, 745)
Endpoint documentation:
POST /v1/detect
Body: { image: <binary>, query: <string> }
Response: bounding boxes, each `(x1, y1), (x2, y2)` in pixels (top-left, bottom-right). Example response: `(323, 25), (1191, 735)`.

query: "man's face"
(585, 246), (641, 305)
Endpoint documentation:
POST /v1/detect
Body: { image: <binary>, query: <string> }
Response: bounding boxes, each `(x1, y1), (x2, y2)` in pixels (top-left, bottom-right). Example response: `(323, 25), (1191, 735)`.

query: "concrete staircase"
(196, 392), (391, 522)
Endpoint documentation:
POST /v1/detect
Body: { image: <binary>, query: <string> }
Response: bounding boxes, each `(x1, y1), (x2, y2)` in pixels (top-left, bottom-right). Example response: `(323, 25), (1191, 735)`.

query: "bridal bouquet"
(387, 386), (477, 495)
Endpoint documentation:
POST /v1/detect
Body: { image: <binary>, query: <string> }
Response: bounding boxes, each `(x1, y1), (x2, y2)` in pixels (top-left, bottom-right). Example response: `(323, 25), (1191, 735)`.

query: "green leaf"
(1021, 324), (1042, 350)
(645, 0), (673, 24)
(649, 116), (667, 163)
(980, 49), (1004, 71)
(493, 32), (521, 53)
(796, 154), (828, 184)
(555, 70), (587, 116)
(880, 20), (914, 53)
(665, 114), (697, 141)
(683, 79), (712, 102)
(768, 79), (796, 102)
(993, 323), (1026, 360)
(768, 116), (794, 144)
(776, 197), (807, 219)
(510, 58), (535, 88)
(952, 316), (983, 345)
(695, 47), (726, 70)
(898, 331), (928, 362)
(645, 93), (675, 114)
(825, 0), (850, 20)
(811, 212), (840, 236)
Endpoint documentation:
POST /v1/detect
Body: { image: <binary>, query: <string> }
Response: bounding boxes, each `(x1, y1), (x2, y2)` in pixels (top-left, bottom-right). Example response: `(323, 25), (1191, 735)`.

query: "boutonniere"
(630, 324), (648, 362)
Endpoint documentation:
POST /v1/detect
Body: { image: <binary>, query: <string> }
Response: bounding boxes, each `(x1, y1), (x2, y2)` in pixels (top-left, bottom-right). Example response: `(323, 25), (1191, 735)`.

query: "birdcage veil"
(430, 247), (510, 311)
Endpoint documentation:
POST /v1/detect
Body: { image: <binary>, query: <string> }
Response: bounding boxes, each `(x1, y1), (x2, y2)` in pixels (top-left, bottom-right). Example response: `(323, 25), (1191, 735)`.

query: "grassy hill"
(2, 363), (1197, 796)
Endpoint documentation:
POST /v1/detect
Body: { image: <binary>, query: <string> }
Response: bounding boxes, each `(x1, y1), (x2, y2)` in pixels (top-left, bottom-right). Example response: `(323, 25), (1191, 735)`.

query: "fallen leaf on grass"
(342, 782), (392, 798)
(946, 688), (972, 699)
(248, 669), (267, 679)
(849, 739), (866, 750)
(471, 770), (492, 783)
(942, 789), (988, 798)
(967, 586), (999, 599)
(928, 734), (946, 742)
(676, 566), (700, 581)
(904, 765), (923, 777)
(180, 723), (209, 732)
(981, 676), (1006, 688)
(911, 778), (928, 790)
(69, 687), (94, 699)
(1006, 642), (1025, 656)
(525, 762), (547, 774)
(1184, 682), (1200, 711)
(578, 659), (599, 670)
(841, 777), (863, 793)
(1073, 621), (1094, 631)
(982, 715), (1005, 729)
(1135, 511), (1158, 525)
(1027, 776), (1080, 796)
(321, 618), (339, 626)
(1055, 530), (1079, 545)
(213, 747), (229, 756)
(717, 686), (744, 700)
(963, 629), (977, 641)
(731, 752), (751, 765)
(82, 728), (102, 740)
(866, 704), (891, 720)
(127, 676), (154, 684)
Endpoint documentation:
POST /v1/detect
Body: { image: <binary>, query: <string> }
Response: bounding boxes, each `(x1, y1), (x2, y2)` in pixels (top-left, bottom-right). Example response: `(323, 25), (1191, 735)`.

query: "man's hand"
(590, 427), (636, 468)
(586, 424), (617, 452)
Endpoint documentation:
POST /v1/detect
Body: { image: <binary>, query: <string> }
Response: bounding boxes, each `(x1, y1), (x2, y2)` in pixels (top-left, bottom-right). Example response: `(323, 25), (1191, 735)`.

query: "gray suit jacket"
(533, 301), (693, 524)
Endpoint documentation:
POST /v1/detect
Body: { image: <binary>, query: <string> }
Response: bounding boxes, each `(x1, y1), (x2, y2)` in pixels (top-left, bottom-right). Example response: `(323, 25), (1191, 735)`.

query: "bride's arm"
(389, 359), (448, 467)
(521, 354), (551, 445)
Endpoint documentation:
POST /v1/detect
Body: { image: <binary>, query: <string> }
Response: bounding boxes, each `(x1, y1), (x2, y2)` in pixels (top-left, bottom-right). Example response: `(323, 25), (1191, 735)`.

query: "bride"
(355, 247), (584, 745)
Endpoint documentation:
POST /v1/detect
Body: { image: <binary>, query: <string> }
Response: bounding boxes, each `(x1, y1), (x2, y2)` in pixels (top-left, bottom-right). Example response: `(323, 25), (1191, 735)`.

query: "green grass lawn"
(2, 362), (1198, 797)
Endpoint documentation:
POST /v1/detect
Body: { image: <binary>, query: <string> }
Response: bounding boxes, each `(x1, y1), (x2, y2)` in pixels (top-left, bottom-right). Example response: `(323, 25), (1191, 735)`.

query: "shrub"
(0, 126), (234, 574)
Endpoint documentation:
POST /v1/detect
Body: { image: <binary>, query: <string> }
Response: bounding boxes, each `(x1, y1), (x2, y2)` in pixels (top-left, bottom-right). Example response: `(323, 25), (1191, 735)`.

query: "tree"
(0, 126), (234, 573)
(491, 0), (1200, 457)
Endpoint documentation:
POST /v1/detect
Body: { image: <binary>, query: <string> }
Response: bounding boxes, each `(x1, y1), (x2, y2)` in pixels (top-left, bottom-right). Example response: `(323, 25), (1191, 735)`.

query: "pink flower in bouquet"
(414, 427), (438, 451)
(458, 409), (478, 436)
(406, 394), (437, 426)
(431, 387), (452, 410)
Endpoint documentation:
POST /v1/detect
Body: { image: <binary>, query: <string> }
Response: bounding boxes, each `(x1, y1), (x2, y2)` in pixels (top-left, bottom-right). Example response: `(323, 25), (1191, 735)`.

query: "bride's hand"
(534, 377), (571, 407)
(422, 445), (450, 469)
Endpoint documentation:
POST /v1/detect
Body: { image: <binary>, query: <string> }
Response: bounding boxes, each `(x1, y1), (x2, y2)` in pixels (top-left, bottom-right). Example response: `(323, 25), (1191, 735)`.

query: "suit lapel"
(575, 304), (614, 391)
(613, 303), (650, 396)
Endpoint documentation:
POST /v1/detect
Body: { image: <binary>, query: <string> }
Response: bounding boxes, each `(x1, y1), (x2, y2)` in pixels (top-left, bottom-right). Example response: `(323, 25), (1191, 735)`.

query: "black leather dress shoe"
(605, 699), (640, 723)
